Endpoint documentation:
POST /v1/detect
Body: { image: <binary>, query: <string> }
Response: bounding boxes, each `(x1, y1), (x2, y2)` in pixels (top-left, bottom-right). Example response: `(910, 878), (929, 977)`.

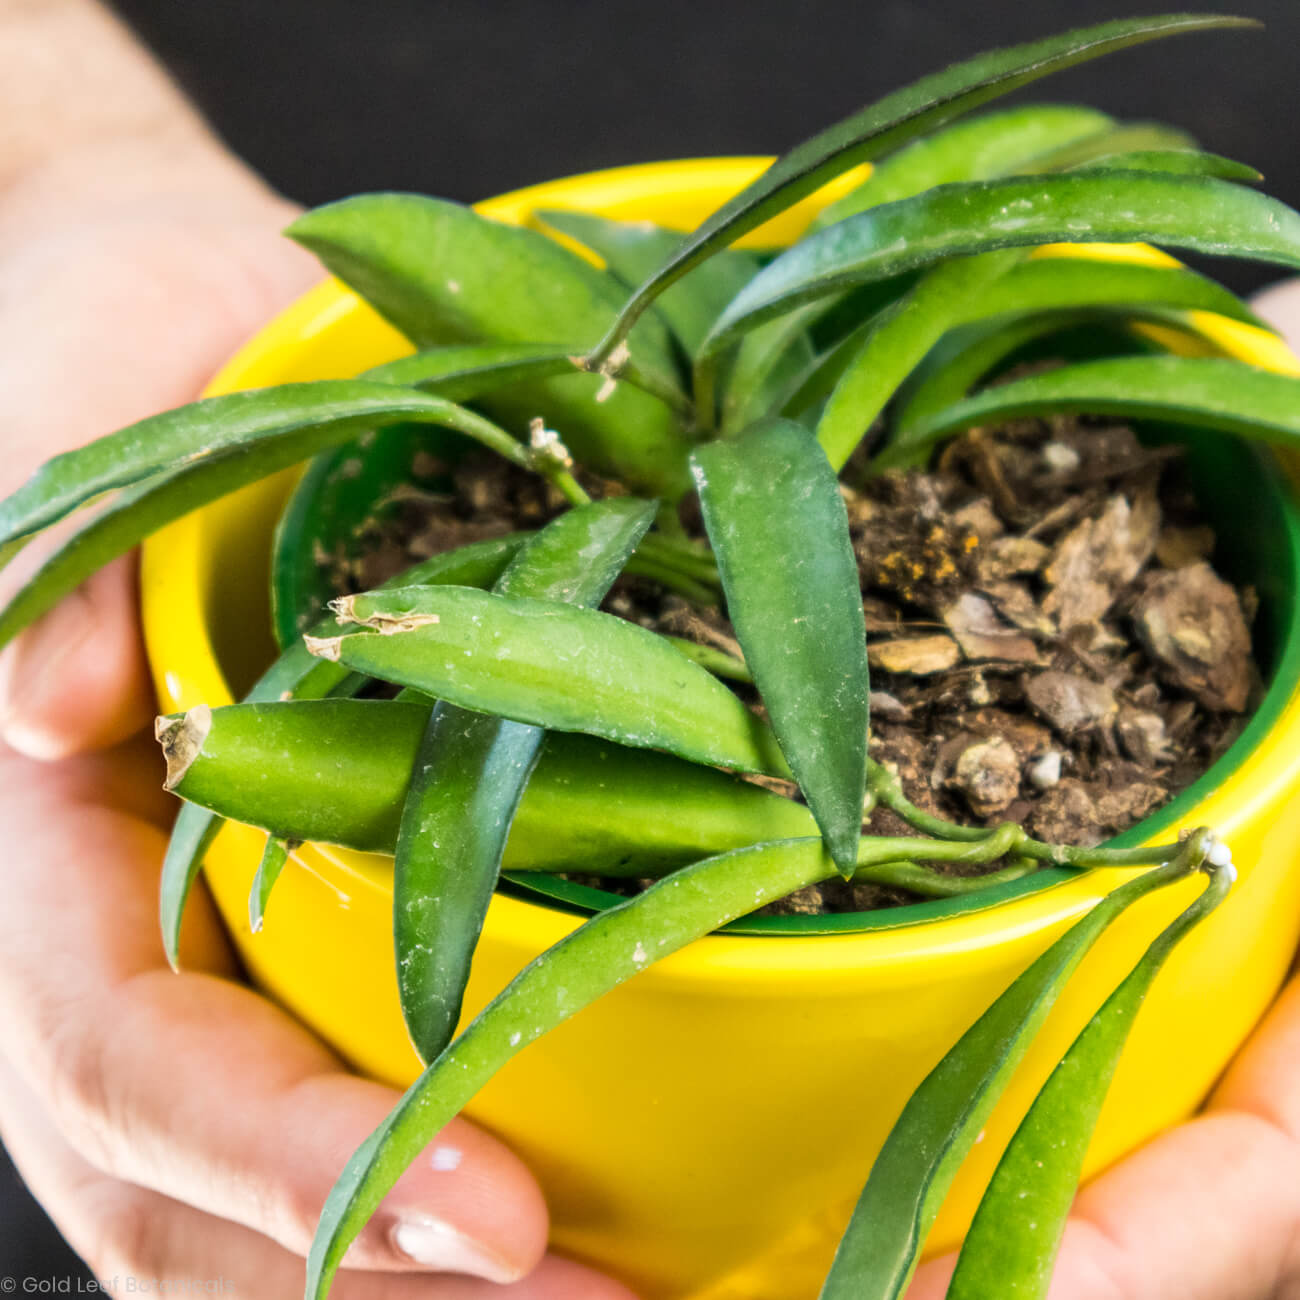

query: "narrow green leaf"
(971, 255), (1267, 328)
(817, 842), (1208, 1300)
(706, 172), (1300, 347)
(692, 420), (867, 872)
(304, 835), (844, 1298)
(815, 251), (1024, 469)
(1011, 120), (1198, 173)
(362, 341), (576, 395)
(0, 381), (522, 557)
(0, 389), (534, 657)
(811, 104), (1114, 231)
(895, 356), (1300, 466)
(891, 311), (1134, 451)
(814, 250), (1264, 468)
(157, 535), (529, 970)
(162, 699), (815, 871)
(287, 196), (693, 496)
(716, 307), (818, 434)
(591, 14), (1254, 359)
(248, 837), (292, 934)
(158, 805), (223, 974)
(533, 209), (759, 356)
(269, 421), (533, 644)
(947, 856), (1232, 1299)
(311, 586), (790, 776)
(394, 497), (654, 1062)
(707, 275), (918, 433)
(1069, 149), (1262, 181)
(304, 821), (1101, 1298)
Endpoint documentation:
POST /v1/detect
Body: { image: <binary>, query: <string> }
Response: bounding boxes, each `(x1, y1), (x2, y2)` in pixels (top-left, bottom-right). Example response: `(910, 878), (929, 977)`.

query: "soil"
(342, 414), (1259, 915)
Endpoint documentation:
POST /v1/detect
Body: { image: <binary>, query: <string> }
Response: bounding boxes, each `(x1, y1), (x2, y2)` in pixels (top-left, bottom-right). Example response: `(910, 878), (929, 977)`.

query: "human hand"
(0, 5), (636, 1295)
(905, 281), (1300, 1300)
(0, 733), (635, 1298)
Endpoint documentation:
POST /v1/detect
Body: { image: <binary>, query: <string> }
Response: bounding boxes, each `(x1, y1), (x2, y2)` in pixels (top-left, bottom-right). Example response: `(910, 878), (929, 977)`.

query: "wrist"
(0, 0), (281, 217)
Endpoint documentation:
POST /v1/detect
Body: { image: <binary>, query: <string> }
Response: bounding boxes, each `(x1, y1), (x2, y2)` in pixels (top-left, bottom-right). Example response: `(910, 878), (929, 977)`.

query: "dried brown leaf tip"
(156, 705), (212, 790)
(327, 594), (441, 635)
(303, 634), (344, 661)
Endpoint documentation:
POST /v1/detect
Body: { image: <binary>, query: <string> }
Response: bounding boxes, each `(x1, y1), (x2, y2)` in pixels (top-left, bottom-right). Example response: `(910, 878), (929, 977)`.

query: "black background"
(4, 0), (1299, 1284)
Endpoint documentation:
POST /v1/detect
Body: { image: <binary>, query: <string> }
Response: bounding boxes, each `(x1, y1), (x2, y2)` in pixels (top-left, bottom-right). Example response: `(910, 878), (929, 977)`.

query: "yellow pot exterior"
(142, 159), (1300, 1300)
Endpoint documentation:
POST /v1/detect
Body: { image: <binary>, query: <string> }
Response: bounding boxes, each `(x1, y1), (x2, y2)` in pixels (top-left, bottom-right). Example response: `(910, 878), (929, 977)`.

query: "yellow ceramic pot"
(141, 159), (1300, 1300)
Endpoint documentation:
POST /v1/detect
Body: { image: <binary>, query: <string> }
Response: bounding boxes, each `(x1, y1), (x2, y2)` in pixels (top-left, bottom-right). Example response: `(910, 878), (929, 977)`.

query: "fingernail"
(391, 1215), (523, 1283)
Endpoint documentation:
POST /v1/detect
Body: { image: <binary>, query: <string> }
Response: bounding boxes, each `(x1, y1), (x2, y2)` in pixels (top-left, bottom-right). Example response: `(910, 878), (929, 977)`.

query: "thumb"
(1252, 277), (1300, 350)
(0, 550), (154, 760)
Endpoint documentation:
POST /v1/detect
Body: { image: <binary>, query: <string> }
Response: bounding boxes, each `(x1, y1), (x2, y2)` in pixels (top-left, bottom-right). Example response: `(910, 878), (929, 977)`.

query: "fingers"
(1252, 277), (1300, 349)
(0, 745), (553, 1282)
(0, 554), (154, 759)
(0, 1058), (638, 1299)
(908, 978), (1300, 1300)
(907, 1113), (1300, 1300)
(41, 967), (554, 1279)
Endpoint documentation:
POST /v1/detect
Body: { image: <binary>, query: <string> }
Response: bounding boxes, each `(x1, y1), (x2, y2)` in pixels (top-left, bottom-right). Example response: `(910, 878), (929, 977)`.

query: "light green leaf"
(162, 699), (816, 871)
(312, 586), (790, 776)
(894, 355), (1300, 467)
(1069, 148), (1262, 181)
(811, 103), (1114, 230)
(947, 855), (1231, 1299)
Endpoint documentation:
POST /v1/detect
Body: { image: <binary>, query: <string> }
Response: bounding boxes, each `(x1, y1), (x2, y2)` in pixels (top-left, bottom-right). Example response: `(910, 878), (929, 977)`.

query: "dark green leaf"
(0, 381), (522, 558)
(896, 356), (1300, 465)
(0, 387), (537, 658)
(692, 420), (867, 871)
(287, 196), (693, 496)
(707, 172), (1300, 347)
(811, 104), (1114, 230)
(393, 497), (654, 1062)
(533, 209), (759, 356)
(817, 847), (1204, 1300)
(305, 835), (844, 1299)
(590, 14), (1254, 359)
(947, 852), (1231, 1299)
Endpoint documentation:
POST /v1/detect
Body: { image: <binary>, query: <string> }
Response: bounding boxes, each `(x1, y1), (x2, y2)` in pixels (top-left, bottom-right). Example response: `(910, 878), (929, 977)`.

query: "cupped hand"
(906, 281), (1300, 1300)
(0, 137), (635, 1298)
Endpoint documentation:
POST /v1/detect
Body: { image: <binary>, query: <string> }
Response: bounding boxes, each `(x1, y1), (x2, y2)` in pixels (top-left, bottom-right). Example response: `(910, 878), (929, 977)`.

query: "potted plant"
(4, 13), (1300, 1299)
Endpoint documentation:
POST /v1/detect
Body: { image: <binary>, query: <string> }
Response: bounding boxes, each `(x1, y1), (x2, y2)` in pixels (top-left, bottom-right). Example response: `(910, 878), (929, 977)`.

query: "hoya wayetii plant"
(3, 13), (1296, 1297)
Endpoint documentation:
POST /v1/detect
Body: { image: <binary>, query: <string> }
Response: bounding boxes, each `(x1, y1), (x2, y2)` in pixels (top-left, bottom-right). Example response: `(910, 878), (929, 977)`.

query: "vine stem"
(865, 759), (1186, 870)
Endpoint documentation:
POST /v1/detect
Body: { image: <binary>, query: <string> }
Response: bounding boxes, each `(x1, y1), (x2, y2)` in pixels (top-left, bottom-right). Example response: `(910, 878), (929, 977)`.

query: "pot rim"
(142, 155), (1300, 974)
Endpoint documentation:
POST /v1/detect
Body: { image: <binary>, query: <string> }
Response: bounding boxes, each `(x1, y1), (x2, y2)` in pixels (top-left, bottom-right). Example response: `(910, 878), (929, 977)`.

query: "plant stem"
(624, 554), (718, 605)
(855, 857), (1037, 897)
